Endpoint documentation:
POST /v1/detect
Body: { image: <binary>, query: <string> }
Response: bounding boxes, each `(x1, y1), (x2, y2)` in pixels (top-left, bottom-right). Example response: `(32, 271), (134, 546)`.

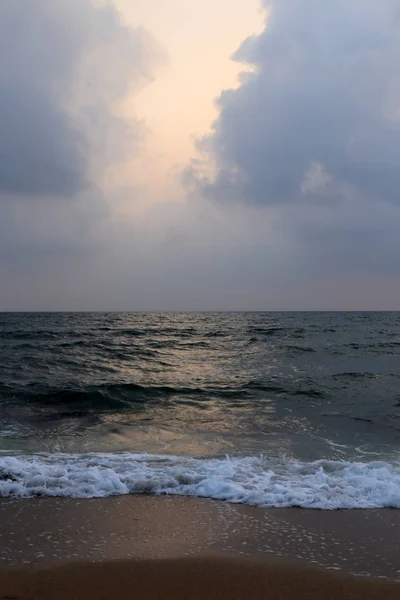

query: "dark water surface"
(1, 312), (400, 507)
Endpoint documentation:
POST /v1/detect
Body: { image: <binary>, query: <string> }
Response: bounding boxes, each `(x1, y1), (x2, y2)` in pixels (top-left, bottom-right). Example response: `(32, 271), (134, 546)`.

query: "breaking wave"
(0, 453), (400, 509)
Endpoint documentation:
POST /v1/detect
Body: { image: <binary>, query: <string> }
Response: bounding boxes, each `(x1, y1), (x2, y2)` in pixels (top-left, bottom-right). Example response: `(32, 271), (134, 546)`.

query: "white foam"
(0, 453), (400, 509)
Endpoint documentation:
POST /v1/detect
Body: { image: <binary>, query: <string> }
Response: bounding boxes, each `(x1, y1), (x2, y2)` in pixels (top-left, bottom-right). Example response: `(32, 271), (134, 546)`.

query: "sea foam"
(0, 453), (399, 509)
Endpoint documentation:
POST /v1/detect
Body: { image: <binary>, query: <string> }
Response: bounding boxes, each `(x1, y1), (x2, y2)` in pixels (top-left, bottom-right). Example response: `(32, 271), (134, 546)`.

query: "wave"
(0, 453), (399, 509)
(1, 330), (60, 340)
(245, 382), (326, 400)
(287, 345), (316, 354)
(9, 382), (254, 411)
(1, 378), (329, 412)
(332, 372), (377, 380)
(248, 326), (286, 336)
(20, 383), (213, 410)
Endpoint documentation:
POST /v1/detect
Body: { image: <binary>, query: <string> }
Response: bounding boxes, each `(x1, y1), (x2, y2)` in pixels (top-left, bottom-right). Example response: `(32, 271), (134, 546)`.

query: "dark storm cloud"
(0, 0), (161, 198)
(190, 0), (400, 208)
(0, 0), (170, 311)
(180, 0), (400, 302)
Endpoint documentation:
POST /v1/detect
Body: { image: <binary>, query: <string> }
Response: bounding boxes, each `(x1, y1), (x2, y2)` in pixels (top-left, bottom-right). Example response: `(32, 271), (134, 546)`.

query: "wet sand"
(0, 496), (400, 598)
(1, 555), (400, 600)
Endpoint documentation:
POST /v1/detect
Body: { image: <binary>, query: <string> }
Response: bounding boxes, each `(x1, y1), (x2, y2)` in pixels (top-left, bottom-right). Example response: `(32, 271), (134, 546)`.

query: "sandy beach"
(0, 496), (399, 599)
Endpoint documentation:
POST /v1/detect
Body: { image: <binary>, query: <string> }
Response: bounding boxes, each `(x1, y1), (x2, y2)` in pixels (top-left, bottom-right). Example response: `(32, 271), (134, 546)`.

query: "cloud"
(182, 0), (400, 293)
(2, 0), (400, 310)
(0, 0), (167, 290)
(0, 0), (162, 199)
(191, 0), (400, 206)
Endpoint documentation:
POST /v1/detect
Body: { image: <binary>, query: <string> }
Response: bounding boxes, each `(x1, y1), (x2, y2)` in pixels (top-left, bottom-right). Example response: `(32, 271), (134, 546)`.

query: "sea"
(0, 311), (400, 509)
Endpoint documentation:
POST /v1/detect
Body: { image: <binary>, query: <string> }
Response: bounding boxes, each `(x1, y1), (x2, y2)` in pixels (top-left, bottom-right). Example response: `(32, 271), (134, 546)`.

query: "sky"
(1, 0), (400, 311)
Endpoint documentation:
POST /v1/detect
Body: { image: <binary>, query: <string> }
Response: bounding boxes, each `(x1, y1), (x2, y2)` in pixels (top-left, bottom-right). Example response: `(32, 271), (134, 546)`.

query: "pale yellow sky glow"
(114, 0), (264, 208)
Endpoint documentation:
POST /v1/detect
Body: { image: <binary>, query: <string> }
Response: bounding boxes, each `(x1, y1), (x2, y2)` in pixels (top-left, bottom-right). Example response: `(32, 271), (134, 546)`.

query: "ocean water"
(1, 311), (400, 508)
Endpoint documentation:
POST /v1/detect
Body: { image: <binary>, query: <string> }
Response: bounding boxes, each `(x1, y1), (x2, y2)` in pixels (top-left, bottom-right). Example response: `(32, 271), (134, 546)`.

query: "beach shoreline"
(0, 495), (400, 598)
